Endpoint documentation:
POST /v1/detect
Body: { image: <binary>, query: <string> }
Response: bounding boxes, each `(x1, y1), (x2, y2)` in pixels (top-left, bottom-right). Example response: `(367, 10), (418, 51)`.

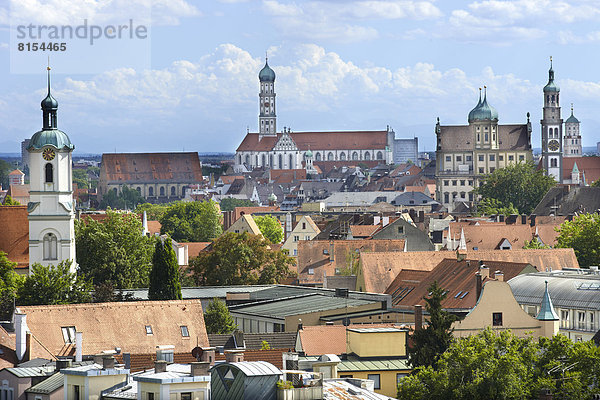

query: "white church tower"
(27, 66), (76, 273)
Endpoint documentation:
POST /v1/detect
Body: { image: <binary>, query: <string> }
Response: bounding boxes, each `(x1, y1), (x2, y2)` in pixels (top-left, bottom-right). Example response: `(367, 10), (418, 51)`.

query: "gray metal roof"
(337, 359), (410, 372)
(121, 285), (274, 300)
(324, 192), (401, 207)
(5, 366), (54, 378)
(508, 272), (600, 311)
(26, 372), (63, 394)
(229, 294), (376, 319)
(347, 327), (405, 333)
(230, 361), (282, 377)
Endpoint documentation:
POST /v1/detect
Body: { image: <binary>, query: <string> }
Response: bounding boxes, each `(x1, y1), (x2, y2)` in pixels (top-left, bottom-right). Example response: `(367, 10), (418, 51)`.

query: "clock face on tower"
(548, 140), (560, 152)
(42, 148), (56, 161)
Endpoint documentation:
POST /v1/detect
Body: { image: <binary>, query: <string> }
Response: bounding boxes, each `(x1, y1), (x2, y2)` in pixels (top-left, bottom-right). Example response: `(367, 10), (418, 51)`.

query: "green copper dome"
(468, 90), (498, 123)
(544, 60), (559, 93)
(305, 149), (313, 157)
(566, 107), (579, 124)
(28, 129), (74, 151)
(536, 281), (558, 321)
(259, 60), (276, 82)
(41, 92), (58, 110)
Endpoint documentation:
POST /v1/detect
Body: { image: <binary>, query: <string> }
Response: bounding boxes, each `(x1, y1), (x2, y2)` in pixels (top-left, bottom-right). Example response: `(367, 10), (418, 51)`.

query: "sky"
(1, 0), (600, 155)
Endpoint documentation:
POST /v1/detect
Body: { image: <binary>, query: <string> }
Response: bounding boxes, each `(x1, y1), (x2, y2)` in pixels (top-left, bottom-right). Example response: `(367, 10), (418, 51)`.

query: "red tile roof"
(0, 206), (29, 268)
(234, 206), (280, 222)
(562, 156), (600, 183)
(100, 153), (203, 184)
(349, 225), (380, 238)
(237, 131), (389, 152)
(269, 169), (306, 184)
(393, 258), (534, 310)
(183, 242), (211, 259)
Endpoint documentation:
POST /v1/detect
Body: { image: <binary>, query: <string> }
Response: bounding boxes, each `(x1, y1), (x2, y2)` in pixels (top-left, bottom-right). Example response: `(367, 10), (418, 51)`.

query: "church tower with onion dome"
(541, 57), (563, 183)
(27, 66), (76, 273)
(258, 57), (277, 138)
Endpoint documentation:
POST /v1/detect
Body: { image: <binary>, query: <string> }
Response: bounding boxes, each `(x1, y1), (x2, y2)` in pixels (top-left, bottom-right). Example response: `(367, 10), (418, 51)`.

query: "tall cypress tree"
(148, 237), (182, 300)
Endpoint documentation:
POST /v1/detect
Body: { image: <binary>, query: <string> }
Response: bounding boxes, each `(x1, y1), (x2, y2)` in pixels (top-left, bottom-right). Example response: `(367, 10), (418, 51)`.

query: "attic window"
(145, 325), (153, 335)
(308, 268), (314, 275)
(454, 291), (462, 299)
(61, 326), (76, 344)
(181, 326), (189, 337)
(460, 291), (469, 299)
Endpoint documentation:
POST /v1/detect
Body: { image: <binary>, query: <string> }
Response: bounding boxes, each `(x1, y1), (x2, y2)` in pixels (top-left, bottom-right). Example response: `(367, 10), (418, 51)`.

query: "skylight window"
(61, 326), (76, 344)
(181, 326), (189, 337)
(145, 325), (153, 335)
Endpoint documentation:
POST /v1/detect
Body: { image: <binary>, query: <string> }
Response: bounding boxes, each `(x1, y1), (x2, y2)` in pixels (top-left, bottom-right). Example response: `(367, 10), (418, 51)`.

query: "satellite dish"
(191, 347), (203, 361)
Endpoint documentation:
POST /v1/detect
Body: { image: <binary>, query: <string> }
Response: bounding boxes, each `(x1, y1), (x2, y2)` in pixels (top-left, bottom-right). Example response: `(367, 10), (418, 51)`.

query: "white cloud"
(446, 0), (600, 43)
(558, 30), (600, 44)
(3, 0), (199, 26)
(262, 0), (441, 42)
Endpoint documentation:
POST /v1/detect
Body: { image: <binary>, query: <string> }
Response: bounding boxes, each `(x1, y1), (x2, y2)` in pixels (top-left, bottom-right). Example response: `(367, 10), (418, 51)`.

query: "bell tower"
(541, 57), (563, 183)
(27, 66), (76, 273)
(258, 56), (276, 139)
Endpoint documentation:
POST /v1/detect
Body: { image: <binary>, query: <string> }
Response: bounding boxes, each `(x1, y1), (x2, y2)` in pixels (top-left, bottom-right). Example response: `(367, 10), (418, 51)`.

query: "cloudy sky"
(1, 0), (600, 154)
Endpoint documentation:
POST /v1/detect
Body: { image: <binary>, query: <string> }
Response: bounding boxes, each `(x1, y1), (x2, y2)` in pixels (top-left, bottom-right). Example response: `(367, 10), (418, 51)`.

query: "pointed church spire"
(41, 63), (59, 130)
(459, 228), (467, 251)
(536, 280), (559, 321)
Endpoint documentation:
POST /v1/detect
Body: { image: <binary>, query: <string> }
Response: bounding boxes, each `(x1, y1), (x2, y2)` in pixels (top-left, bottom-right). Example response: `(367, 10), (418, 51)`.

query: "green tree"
(254, 214), (283, 244)
(555, 213), (600, 267)
(99, 186), (145, 210)
(148, 237), (182, 300)
(523, 238), (551, 249)
(474, 162), (556, 214)
(407, 281), (458, 369)
(191, 232), (296, 285)
(398, 329), (600, 400)
(219, 198), (257, 212)
(0, 159), (11, 189)
(135, 203), (169, 221)
(2, 195), (20, 205)
(72, 169), (89, 189)
(476, 197), (518, 216)
(160, 201), (222, 242)
(17, 261), (92, 305)
(203, 297), (237, 334)
(0, 252), (24, 319)
(75, 210), (156, 288)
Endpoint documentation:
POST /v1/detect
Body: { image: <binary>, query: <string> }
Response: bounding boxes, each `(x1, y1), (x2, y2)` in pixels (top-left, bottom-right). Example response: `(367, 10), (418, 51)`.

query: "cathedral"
(26, 67), (77, 272)
(235, 59), (395, 172)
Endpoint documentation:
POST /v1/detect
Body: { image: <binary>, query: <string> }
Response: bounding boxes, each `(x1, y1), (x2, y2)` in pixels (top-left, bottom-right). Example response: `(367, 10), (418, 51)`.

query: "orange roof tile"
(234, 206), (280, 222)
(18, 300), (209, 359)
(182, 242), (211, 259)
(297, 240), (405, 286)
(0, 206), (29, 268)
(362, 248), (579, 295)
(349, 225), (379, 238)
(100, 153), (203, 184)
(562, 156), (600, 183)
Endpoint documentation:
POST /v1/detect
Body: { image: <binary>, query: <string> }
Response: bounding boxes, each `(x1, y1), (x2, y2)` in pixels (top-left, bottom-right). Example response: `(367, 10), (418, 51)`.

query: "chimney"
(93, 354), (103, 365)
(123, 353), (131, 370)
(200, 347), (216, 366)
(191, 361), (210, 376)
(329, 242), (334, 262)
(506, 214), (518, 224)
(102, 356), (115, 370)
(414, 305), (423, 330)
(521, 214), (527, 225)
(154, 360), (168, 373)
(15, 313), (28, 362)
(476, 272), (482, 301)
(225, 349), (244, 363)
(479, 264), (489, 279)
(75, 332), (83, 362)
(382, 216), (390, 226)
(530, 214), (536, 227)
(419, 210), (425, 223)
(539, 388), (553, 400)
(495, 271), (504, 282)
(56, 358), (72, 371)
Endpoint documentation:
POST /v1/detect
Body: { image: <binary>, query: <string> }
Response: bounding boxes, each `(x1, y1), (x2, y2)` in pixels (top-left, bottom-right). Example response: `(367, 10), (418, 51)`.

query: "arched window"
(270, 155), (273, 166)
(365, 152), (370, 161)
(43, 233), (58, 260)
(255, 155), (258, 165)
(136, 187), (141, 193)
(315, 152), (322, 161)
(328, 152), (334, 161)
(245, 155), (250, 165)
(262, 154), (266, 166)
(149, 187), (154, 196)
(238, 154), (242, 164)
(160, 186), (165, 196)
(289, 154), (293, 169)
(171, 186), (176, 196)
(352, 152), (359, 161)
(45, 163), (53, 183)
(376, 151), (383, 160)
(340, 152), (346, 161)
(279, 154), (283, 169)
(550, 158), (558, 168)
